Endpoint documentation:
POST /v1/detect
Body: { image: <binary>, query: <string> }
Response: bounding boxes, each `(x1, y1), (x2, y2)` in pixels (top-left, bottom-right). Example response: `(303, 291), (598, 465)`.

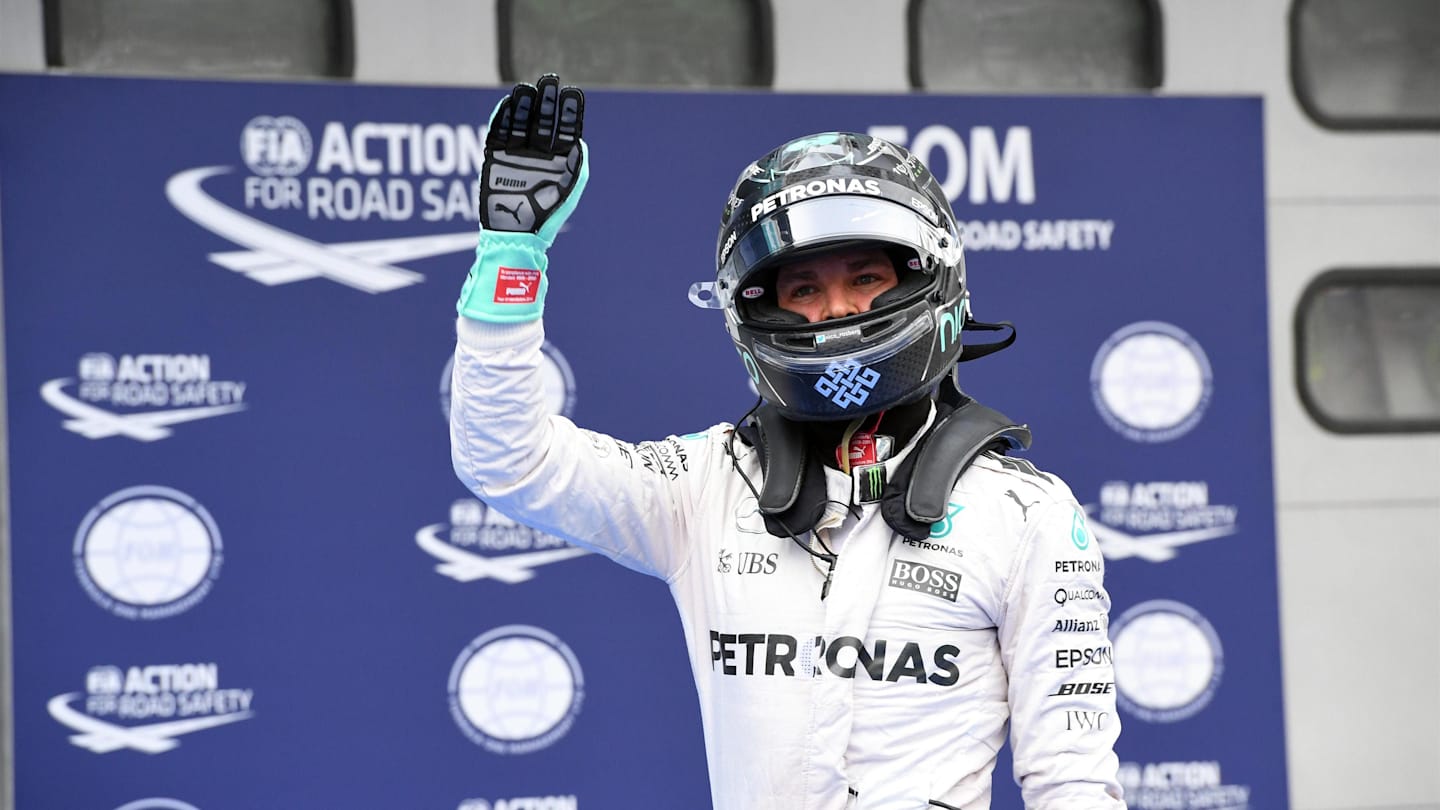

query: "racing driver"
(450, 74), (1126, 810)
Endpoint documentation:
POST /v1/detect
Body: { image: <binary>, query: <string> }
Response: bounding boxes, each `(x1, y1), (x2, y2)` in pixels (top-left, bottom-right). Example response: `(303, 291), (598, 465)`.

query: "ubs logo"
(718, 549), (777, 576)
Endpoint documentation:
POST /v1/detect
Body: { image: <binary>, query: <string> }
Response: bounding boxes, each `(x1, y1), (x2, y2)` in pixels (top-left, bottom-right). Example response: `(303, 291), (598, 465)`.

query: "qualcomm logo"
(1090, 321), (1213, 443)
(416, 498), (587, 584)
(815, 359), (881, 408)
(1110, 599), (1224, 724)
(448, 625), (584, 755)
(1087, 480), (1239, 563)
(73, 486), (223, 620)
(42, 352), (247, 441)
(439, 340), (576, 422)
(166, 114), (486, 294)
(49, 662), (255, 754)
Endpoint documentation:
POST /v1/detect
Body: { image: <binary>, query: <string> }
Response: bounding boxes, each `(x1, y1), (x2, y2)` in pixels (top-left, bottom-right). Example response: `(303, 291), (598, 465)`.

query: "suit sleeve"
(449, 315), (707, 581)
(998, 498), (1126, 808)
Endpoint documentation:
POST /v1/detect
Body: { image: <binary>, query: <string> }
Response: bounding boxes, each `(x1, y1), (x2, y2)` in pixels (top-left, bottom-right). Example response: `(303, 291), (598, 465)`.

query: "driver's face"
(774, 247), (899, 324)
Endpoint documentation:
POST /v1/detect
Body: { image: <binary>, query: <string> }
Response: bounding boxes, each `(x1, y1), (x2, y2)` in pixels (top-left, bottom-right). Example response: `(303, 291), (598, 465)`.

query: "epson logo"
(1055, 646), (1114, 669)
(909, 195), (937, 222)
(719, 228), (739, 265)
(888, 559), (961, 602)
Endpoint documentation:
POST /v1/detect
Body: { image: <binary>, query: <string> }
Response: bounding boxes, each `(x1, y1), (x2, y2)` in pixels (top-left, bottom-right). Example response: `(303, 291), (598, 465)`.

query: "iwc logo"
(448, 625), (585, 755)
(1090, 321), (1213, 443)
(1110, 599), (1224, 723)
(73, 486), (223, 620)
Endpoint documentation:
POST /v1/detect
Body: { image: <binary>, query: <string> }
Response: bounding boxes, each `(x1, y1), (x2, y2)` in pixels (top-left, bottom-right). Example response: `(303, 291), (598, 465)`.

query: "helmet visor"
(716, 196), (943, 309)
(750, 310), (936, 372)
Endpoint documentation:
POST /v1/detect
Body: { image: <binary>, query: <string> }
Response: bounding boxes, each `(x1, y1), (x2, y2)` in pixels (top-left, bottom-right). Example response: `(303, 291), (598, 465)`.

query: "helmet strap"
(958, 317), (1018, 362)
(737, 395), (1033, 542)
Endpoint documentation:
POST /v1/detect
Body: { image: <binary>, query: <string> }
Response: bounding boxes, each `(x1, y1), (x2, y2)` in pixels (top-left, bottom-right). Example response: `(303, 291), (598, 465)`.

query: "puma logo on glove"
(494, 200), (525, 223)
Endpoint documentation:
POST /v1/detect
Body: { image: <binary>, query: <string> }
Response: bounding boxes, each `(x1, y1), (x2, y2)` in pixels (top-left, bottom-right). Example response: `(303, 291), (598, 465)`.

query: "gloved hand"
(457, 73), (588, 322)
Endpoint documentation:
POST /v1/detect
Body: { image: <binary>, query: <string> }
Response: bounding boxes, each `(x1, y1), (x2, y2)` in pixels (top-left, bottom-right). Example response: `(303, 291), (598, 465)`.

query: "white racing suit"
(451, 316), (1126, 810)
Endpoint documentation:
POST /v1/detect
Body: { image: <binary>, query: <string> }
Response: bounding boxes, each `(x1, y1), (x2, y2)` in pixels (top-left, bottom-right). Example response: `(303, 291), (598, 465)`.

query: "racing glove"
(457, 73), (588, 323)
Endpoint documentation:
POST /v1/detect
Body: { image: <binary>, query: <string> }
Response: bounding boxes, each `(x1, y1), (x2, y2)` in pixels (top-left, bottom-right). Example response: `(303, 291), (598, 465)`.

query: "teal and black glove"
(457, 73), (588, 322)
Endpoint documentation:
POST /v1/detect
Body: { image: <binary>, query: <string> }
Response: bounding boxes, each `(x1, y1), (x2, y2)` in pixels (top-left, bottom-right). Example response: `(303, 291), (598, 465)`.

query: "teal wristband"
(456, 231), (552, 323)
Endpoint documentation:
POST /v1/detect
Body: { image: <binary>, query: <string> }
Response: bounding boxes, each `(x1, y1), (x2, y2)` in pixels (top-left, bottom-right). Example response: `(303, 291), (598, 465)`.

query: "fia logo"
(168, 114), (482, 294)
(42, 353), (248, 442)
(49, 662), (255, 754)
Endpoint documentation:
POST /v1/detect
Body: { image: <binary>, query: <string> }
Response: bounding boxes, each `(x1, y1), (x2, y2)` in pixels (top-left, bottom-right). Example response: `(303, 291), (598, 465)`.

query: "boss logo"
(888, 559), (961, 602)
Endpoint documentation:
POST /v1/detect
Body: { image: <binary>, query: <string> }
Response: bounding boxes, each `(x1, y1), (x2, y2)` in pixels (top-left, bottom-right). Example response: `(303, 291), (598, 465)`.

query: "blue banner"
(1, 74), (1282, 809)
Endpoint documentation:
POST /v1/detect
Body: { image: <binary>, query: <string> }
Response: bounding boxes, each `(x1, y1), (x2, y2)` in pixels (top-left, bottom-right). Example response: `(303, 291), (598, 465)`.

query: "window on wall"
(44, 0), (353, 79)
(499, 0), (772, 88)
(908, 0), (1161, 92)
(1292, 0), (1440, 129)
(1296, 270), (1440, 433)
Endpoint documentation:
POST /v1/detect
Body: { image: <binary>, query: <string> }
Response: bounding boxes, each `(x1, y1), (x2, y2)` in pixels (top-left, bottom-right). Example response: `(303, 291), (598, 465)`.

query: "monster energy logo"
(854, 463), (886, 503)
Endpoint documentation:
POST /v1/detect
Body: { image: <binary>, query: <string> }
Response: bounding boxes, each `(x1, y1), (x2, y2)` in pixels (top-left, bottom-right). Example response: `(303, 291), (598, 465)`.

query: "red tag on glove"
(493, 267), (541, 304)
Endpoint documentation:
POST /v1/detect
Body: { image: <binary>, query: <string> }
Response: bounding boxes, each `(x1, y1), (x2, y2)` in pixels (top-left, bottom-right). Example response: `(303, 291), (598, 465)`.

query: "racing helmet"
(715, 132), (969, 421)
